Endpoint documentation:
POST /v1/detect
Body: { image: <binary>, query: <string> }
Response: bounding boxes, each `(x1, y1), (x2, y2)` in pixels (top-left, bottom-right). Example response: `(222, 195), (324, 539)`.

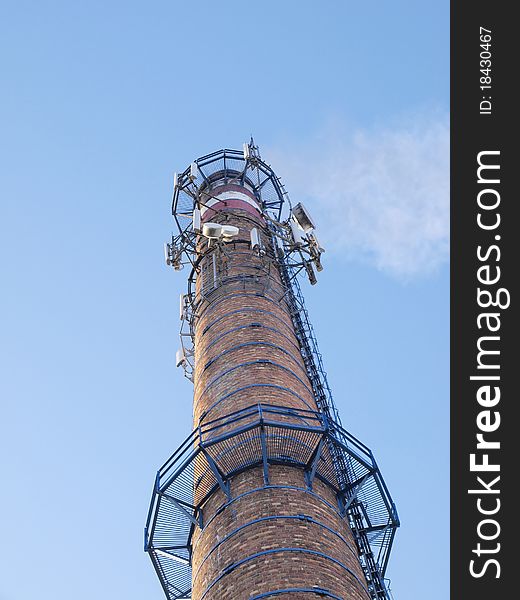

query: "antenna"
(304, 260), (317, 285)
(202, 222), (239, 241)
(220, 225), (239, 240)
(193, 208), (201, 233)
(308, 231), (325, 253)
(250, 227), (260, 250)
(289, 220), (305, 247)
(291, 202), (316, 232)
(202, 222), (222, 239)
(179, 294), (186, 320)
(164, 243), (171, 266)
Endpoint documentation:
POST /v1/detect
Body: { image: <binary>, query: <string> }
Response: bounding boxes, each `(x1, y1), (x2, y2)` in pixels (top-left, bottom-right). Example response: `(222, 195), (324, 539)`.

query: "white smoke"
(267, 114), (449, 279)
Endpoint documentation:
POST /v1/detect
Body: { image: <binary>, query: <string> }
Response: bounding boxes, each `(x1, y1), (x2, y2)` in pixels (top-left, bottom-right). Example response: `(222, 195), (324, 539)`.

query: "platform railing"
(145, 403), (398, 600)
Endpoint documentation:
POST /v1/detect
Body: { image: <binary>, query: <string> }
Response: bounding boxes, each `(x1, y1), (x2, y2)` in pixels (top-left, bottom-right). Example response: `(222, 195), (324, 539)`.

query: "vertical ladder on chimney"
(274, 245), (392, 600)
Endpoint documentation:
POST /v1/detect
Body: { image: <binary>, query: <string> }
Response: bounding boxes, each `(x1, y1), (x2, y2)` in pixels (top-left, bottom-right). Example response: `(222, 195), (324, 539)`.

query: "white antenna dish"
(220, 225), (239, 240)
(202, 222), (239, 241)
(291, 202), (316, 232)
(202, 222), (222, 239)
(193, 208), (201, 233)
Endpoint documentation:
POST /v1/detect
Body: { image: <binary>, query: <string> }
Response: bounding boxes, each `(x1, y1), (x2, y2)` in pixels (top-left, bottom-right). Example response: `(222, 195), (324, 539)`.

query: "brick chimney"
(145, 146), (398, 600)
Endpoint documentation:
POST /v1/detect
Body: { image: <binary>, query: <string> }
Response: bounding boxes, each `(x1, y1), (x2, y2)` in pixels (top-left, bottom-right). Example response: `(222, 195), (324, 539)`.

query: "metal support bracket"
(260, 427), (270, 485)
(201, 448), (232, 500)
(304, 436), (325, 489)
(340, 472), (372, 515)
(259, 408), (270, 485)
(160, 492), (202, 529)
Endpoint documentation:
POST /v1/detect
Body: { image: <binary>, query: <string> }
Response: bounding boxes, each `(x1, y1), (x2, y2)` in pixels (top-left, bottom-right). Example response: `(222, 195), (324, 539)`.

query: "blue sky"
(0, 2), (449, 600)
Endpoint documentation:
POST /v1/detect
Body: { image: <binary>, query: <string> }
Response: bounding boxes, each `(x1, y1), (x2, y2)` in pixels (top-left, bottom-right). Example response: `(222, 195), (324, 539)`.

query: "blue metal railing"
(145, 403), (398, 600)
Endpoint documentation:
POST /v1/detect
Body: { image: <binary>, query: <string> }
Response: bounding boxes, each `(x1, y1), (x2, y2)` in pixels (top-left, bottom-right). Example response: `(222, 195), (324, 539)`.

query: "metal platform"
(145, 403), (398, 600)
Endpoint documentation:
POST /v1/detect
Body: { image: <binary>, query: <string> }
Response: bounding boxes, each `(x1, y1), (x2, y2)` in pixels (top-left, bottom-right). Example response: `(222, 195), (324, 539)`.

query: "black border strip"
(451, 3), (516, 598)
